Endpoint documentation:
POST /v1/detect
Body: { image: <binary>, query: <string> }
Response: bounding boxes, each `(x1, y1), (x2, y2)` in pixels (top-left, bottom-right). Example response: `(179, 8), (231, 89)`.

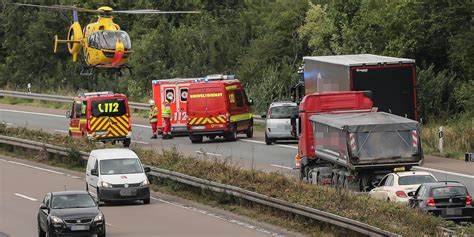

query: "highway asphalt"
(0, 105), (298, 175)
(0, 104), (472, 193)
(0, 155), (295, 237)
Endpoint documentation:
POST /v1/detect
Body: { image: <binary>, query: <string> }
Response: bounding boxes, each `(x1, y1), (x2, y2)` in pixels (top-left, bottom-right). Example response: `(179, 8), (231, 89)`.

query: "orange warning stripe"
(188, 116), (227, 125)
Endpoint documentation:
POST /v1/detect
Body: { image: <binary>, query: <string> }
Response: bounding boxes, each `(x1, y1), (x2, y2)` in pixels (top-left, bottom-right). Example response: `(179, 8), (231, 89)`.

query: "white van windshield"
(100, 158), (143, 175)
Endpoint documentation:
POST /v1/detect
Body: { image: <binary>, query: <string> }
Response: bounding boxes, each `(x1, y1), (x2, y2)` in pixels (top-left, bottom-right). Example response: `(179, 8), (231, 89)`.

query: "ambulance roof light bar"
(80, 91), (114, 97)
(201, 74), (235, 82)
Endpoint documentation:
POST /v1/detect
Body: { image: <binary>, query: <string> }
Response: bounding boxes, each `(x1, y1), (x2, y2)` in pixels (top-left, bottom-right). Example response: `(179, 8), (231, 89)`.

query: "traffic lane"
(0, 156), (276, 237)
(130, 124), (297, 170)
(413, 166), (474, 196)
(0, 107), (297, 172)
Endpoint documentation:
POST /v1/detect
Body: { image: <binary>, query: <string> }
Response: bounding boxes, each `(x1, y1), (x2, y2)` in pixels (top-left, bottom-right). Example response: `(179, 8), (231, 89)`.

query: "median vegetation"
(1, 124), (465, 236)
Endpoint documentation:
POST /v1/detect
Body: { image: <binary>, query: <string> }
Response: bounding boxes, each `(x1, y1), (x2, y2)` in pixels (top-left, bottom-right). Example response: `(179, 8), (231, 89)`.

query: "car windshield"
(100, 158), (143, 175)
(51, 194), (96, 209)
(269, 105), (298, 119)
(432, 186), (468, 198)
(398, 175), (436, 185)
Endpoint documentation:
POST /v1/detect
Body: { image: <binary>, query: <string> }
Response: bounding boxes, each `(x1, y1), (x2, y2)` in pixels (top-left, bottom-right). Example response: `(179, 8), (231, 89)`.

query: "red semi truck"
(295, 91), (423, 191)
(294, 54), (418, 120)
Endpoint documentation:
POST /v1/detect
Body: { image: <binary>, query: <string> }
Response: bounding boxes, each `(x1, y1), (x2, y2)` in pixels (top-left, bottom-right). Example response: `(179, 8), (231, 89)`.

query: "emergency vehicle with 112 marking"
(67, 91), (132, 147)
(152, 78), (197, 134)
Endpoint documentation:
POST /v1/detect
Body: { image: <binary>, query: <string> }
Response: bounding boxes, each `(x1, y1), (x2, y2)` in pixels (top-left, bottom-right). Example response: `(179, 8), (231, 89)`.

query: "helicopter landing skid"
(80, 66), (96, 76)
(81, 64), (133, 77)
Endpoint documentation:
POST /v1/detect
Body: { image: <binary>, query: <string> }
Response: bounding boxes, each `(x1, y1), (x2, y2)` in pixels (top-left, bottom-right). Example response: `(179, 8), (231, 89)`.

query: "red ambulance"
(152, 78), (198, 134)
(186, 75), (254, 143)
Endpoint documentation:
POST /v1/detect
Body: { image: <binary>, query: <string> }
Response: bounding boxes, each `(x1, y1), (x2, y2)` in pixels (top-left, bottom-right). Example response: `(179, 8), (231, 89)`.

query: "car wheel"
(38, 223), (46, 237)
(245, 125), (253, 138)
(190, 135), (203, 143)
(265, 133), (272, 145)
(98, 225), (106, 237)
(46, 228), (55, 237)
(225, 129), (237, 141)
(96, 188), (104, 205)
(143, 198), (150, 205)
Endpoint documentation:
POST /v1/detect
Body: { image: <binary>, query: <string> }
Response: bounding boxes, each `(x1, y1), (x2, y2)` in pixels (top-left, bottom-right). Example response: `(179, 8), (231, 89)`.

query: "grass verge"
(1, 124), (471, 236)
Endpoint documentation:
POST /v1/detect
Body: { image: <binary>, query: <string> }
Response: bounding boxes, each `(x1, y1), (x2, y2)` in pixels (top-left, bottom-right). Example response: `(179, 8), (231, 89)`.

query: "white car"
(369, 171), (438, 203)
(86, 148), (151, 204)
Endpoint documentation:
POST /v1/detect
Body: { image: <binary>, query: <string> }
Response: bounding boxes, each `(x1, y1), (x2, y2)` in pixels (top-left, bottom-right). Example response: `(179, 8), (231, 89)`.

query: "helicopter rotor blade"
(112, 10), (200, 14)
(13, 3), (103, 14)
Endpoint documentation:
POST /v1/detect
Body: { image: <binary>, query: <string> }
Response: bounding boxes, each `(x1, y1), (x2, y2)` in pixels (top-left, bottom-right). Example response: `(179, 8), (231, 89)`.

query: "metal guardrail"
(0, 135), (399, 237)
(0, 90), (263, 122)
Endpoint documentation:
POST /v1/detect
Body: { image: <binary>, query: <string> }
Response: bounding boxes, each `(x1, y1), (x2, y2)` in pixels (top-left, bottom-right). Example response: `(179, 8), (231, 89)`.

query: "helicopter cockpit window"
(97, 31), (131, 50)
(116, 31), (131, 49)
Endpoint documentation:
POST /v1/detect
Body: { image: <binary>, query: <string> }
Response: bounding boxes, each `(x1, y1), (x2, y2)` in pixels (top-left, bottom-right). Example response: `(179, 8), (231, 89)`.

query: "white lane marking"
(0, 109), (65, 118)
(14, 193), (38, 202)
(54, 129), (68, 133)
(195, 151), (222, 157)
(240, 139), (298, 150)
(414, 166), (474, 179)
(106, 223), (113, 227)
(132, 140), (149, 145)
(1, 122), (14, 125)
(6, 160), (65, 175)
(151, 197), (282, 236)
(132, 124), (151, 129)
(3, 159), (82, 179)
(270, 164), (294, 170)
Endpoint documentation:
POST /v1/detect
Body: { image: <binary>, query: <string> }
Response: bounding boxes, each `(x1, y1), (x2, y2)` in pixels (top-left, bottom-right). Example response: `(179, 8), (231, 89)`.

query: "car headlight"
(140, 179), (150, 186)
(50, 216), (63, 224)
(94, 213), (104, 222)
(100, 181), (112, 188)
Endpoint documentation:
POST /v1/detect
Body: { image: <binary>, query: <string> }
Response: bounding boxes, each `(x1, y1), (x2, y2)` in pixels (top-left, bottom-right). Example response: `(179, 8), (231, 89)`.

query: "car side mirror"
(40, 204), (48, 210)
(261, 114), (267, 119)
(407, 191), (415, 197)
(248, 98), (254, 106)
(66, 110), (71, 118)
(144, 167), (151, 173)
(91, 169), (98, 176)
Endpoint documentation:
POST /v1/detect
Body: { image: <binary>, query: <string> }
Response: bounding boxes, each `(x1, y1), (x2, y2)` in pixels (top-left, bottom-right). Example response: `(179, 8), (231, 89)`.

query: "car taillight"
(466, 195), (472, 205)
(395, 191), (407, 198)
(427, 197), (435, 207)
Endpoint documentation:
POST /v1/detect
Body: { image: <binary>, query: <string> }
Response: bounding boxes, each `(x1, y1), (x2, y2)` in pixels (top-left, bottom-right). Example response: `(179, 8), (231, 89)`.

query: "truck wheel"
(190, 135), (203, 143)
(265, 133), (272, 145)
(123, 138), (131, 148)
(245, 125), (253, 138)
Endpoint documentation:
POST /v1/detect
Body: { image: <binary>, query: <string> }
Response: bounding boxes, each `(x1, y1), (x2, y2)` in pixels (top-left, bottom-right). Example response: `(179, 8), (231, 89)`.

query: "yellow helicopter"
(14, 3), (199, 76)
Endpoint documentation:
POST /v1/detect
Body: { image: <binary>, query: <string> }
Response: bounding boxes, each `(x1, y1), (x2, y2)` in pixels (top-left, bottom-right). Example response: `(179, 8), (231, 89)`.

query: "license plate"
(94, 130), (107, 135)
(71, 225), (89, 231)
(446, 208), (462, 216)
(120, 188), (136, 197)
(394, 167), (405, 172)
(193, 126), (205, 130)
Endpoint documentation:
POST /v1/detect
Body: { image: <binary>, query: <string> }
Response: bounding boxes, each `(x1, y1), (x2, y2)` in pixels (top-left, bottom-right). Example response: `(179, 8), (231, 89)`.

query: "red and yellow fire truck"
(67, 91), (132, 147)
(187, 75), (254, 143)
(152, 78), (197, 134)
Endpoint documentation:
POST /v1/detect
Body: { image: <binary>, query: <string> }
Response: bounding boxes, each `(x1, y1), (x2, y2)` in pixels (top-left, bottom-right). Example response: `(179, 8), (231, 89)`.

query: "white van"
(86, 148), (151, 204)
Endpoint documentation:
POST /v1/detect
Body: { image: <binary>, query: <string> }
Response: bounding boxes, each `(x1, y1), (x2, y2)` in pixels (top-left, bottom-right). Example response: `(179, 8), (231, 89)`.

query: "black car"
(37, 191), (106, 237)
(408, 181), (474, 222)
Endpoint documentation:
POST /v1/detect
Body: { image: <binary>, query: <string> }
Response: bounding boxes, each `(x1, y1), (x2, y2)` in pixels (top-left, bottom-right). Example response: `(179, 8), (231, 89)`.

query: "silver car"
(262, 102), (298, 145)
